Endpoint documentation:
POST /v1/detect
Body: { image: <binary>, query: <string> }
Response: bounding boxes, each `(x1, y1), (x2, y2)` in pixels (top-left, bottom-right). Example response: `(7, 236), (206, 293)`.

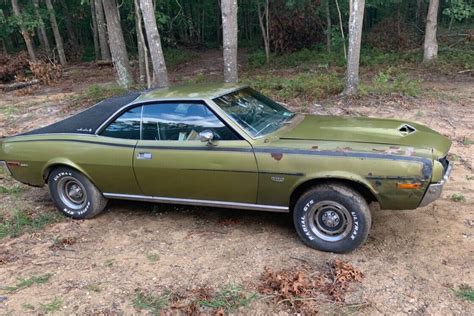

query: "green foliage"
(0, 9), (14, 40)
(2, 274), (52, 293)
(443, 0), (474, 21)
(198, 285), (257, 312)
(360, 69), (422, 97)
(40, 297), (63, 313)
(455, 285), (474, 302)
(451, 193), (466, 202)
(247, 48), (346, 68)
(21, 303), (35, 310)
(462, 137), (474, 145)
(246, 72), (344, 101)
(435, 49), (474, 72)
(0, 209), (63, 240)
(0, 185), (23, 194)
(77, 84), (128, 104)
(146, 252), (160, 262)
(163, 48), (198, 67)
(133, 291), (170, 315)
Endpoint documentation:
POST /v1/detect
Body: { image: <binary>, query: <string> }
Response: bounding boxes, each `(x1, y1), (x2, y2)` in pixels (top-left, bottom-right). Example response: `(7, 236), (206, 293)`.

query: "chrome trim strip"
(95, 103), (142, 135)
(419, 160), (452, 207)
(0, 161), (12, 176)
(103, 193), (289, 213)
(441, 160), (453, 184)
(7, 133), (101, 139)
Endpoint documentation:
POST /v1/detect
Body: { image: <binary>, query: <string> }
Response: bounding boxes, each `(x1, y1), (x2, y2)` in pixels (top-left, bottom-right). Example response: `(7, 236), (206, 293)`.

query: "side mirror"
(199, 130), (214, 144)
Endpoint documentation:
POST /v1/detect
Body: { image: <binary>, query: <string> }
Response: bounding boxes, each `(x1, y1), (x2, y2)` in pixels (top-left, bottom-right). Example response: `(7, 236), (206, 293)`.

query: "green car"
(0, 84), (452, 252)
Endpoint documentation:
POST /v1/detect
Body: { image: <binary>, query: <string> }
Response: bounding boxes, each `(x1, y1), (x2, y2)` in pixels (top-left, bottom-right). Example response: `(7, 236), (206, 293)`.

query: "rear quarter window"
(101, 106), (142, 140)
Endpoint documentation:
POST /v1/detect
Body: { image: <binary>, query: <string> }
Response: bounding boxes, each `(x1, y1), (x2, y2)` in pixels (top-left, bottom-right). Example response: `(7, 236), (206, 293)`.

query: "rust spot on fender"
(271, 153), (283, 161)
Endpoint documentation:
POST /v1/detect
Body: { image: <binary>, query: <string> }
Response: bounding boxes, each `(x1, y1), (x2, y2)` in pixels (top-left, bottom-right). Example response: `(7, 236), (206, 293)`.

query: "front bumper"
(0, 161), (12, 176)
(419, 160), (453, 207)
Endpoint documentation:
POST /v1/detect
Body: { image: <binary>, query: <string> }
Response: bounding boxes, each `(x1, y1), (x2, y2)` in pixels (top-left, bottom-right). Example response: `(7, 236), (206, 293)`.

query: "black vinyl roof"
(20, 92), (141, 136)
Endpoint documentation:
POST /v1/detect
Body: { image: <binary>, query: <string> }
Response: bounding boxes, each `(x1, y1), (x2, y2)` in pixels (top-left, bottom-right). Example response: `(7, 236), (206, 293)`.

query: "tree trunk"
(59, 0), (79, 49)
(134, 0), (151, 87)
(325, 0), (331, 53)
(95, 0), (111, 61)
(11, 0), (37, 62)
(1, 39), (7, 55)
(334, 0), (346, 59)
(45, 0), (67, 65)
(416, 0), (426, 26)
(423, 0), (439, 63)
(221, 0), (238, 83)
(102, 0), (134, 88)
(33, 0), (51, 54)
(90, 0), (100, 60)
(139, 0), (169, 88)
(343, 0), (365, 95)
(257, 0), (270, 64)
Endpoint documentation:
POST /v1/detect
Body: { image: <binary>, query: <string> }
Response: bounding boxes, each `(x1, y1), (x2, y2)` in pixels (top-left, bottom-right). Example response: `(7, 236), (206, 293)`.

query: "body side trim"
(103, 193), (289, 212)
(5, 139), (432, 179)
(255, 147), (433, 180)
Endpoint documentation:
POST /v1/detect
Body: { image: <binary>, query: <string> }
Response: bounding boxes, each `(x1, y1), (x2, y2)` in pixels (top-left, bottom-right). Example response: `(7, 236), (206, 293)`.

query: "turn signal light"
(397, 183), (422, 189)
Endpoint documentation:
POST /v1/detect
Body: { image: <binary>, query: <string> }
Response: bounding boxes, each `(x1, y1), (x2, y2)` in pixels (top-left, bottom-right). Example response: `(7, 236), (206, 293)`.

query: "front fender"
(290, 171), (380, 202)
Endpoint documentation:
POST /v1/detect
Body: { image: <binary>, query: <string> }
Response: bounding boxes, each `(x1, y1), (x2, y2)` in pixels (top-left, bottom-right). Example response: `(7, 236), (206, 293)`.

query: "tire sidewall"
(48, 168), (94, 219)
(294, 187), (370, 253)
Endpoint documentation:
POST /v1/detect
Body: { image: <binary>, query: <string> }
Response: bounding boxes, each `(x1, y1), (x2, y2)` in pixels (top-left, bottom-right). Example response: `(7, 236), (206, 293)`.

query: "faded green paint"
(136, 83), (244, 101)
(0, 86), (451, 211)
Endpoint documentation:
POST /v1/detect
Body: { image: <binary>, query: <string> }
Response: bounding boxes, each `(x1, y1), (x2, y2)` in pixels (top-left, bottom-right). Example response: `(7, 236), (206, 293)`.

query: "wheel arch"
(42, 159), (95, 185)
(289, 176), (380, 210)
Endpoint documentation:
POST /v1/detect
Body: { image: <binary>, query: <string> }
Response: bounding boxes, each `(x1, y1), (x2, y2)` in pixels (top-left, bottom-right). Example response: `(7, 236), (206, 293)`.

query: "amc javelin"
(0, 85), (452, 252)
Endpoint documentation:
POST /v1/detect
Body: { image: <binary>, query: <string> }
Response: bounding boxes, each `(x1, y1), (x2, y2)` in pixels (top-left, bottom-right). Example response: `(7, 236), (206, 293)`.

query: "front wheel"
(293, 183), (371, 253)
(48, 167), (108, 219)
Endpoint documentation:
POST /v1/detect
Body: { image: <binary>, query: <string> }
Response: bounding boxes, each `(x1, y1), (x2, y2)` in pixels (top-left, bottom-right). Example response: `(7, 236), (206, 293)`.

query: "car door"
(94, 105), (143, 195)
(133, 101), (258, 203)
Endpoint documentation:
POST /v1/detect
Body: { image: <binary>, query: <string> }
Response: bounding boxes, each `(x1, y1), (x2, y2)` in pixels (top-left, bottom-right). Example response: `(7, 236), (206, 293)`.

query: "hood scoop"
(398, 124), (416, 136)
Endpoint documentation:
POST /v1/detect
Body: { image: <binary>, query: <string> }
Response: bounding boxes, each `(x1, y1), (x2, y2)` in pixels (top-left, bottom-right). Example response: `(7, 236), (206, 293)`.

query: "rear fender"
(42, 158), (94, 184)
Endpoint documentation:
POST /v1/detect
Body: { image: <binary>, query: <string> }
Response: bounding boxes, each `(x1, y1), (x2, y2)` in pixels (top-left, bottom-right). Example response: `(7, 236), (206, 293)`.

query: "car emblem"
(271, 176), (285, 183)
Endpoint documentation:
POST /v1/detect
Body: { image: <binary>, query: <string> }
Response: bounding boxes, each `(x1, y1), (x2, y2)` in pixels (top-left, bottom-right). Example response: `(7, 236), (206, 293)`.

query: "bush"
(78, 84), (128, 104)
(435, 48), (474, 72)
(163, 48), (198, 68)
(365, 17), (422, 52)
(247, 48), (346, 69)
(360, 69), (422, 97)
(246, 72), (344, 101)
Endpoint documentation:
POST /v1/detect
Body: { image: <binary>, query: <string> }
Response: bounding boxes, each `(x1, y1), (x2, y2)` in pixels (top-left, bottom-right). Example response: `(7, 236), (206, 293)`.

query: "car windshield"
(213, 88), (295, 137)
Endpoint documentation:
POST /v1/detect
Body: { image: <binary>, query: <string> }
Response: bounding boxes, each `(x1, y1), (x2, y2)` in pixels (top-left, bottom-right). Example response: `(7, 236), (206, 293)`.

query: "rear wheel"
(48, 167), (108, 219)
(293, 183), (371, 253)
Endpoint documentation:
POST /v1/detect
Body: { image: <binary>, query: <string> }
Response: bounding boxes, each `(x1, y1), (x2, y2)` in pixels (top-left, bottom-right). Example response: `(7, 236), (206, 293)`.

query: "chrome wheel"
(57, 176), (87, 210)
(307, 201), (353, 242)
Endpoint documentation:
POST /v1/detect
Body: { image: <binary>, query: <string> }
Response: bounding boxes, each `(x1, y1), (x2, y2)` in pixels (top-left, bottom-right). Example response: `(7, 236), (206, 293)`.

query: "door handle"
(136, 152), (153, 160)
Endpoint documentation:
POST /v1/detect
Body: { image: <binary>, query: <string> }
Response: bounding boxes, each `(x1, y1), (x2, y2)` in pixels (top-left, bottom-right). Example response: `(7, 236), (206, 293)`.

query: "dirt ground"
(0, 51), (473, 315)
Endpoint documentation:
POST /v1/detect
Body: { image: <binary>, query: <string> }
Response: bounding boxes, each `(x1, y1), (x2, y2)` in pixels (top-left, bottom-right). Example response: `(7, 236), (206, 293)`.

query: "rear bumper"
(419, 160), (453, 207)
(0, 161), (12, 176)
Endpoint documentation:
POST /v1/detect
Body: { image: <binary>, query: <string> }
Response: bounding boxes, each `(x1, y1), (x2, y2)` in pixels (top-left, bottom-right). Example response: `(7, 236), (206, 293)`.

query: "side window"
(101, 106), (142, 139)
(142, 103), (239, 141)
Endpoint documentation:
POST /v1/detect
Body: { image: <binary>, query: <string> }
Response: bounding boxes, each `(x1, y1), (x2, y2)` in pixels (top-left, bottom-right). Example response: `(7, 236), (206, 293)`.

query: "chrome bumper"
(0, 161), (12, 176)
(419, 161), (453, 207)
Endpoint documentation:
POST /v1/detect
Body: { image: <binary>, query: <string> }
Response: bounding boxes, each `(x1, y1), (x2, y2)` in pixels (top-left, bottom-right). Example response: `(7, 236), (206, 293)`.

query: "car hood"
(280, 115), (451, 158)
